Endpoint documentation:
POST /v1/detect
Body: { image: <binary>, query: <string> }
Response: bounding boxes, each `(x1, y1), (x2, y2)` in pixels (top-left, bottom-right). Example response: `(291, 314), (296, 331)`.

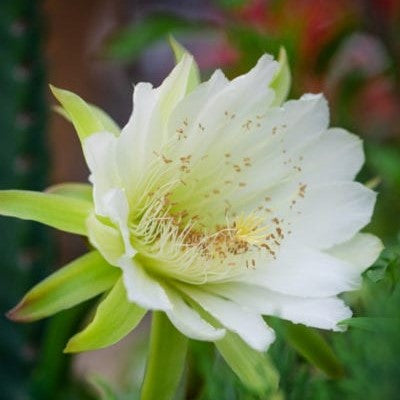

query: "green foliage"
(104, 15), (204, 62)
(271, 321), (344, 379)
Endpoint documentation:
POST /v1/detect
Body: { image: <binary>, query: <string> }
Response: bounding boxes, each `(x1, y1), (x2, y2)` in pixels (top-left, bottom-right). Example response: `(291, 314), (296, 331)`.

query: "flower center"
(128, 187), (282, 284)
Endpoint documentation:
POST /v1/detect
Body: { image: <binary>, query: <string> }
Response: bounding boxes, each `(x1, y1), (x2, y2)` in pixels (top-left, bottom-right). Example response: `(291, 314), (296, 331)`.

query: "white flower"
(82, 52), (382, 351)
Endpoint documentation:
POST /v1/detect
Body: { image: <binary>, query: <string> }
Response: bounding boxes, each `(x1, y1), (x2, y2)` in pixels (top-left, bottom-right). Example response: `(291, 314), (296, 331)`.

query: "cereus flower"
(3, 41), (382, 397)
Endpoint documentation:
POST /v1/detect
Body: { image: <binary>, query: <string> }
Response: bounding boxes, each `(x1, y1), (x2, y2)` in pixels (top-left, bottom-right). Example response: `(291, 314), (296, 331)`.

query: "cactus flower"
(3, 43), (382, 389)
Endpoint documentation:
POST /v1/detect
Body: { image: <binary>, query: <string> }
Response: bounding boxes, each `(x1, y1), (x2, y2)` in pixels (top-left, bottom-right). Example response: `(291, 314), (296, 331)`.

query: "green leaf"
(65, 278), (146, 353)
(50, 85), (113, 142)
(215, 332), (280, 395)
(366, 247), (400, 283)
(339, 317), (395, 332)
(141, 312), (188, 400)
(7, 251), (119, 322)
(54, 104), (120, 136)
(45, 182), (93, 202)
(281, 322), (344, 378)
(0, 189), (92, 235)
(168, 35), (200, 92)
(270, 47), (291, 106)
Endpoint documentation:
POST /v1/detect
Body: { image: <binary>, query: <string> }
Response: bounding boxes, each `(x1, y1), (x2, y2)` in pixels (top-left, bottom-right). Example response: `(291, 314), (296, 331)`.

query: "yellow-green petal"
(215, 332), (280, 395)
(54, 103), (120, 136)
(50, 85), (116, 142)
(7, 251), (119, 322)
(270, 47), (291, 106)
(64, 278), (146, 353)
(0, 189), (92, 235)
(45, 182), (93, 202)
(168, 35), (200, 93)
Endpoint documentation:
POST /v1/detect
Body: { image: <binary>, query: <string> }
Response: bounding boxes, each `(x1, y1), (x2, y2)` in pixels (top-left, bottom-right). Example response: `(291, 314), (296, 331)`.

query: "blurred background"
(1, 0), (400, 399)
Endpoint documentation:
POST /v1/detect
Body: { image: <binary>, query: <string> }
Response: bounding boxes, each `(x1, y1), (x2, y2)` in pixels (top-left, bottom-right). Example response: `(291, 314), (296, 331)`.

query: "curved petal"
(270, 47), (291, 106)
(83, 131), (119, 215)
(206, 283), (352, 331)
(227, 94), (329, 214)
(164, 286), (225, 341)
(328, 233), (383, 273)
(300, 128), (364, 184)
(240, 243), (363, 297)
(116, 55), (196, 196)
(169, 36), (200, 93)
(291, 182), (376, 249)
(86, 213), (124, 265)
(119, 256), (172, 311)
(177, 284), (274, 351)
(101, 188), (135, 258)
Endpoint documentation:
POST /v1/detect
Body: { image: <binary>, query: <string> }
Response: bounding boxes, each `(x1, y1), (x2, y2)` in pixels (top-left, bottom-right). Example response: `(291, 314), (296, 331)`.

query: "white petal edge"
(300, 127), (364, 184)
(291, 182), (377, 249)
(83, 131), (119, 216)
(102, 188), (135, 258)
(176, 283), (275, 351)
(206, 283), (352, 331)
(119, 256), (172, 311)
(240, 243), (364, 297)
(328, 232), (384, 274)
(164, 285), (226, 341)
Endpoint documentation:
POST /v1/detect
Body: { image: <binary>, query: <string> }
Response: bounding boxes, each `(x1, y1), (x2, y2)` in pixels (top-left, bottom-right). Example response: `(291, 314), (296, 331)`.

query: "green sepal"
(65, 278), (146, 353)
(50, 85), (119, 142)
(0, 189), (92, 235)
(270, 47), (291, 106)
(7, 251), (119, 322)
(281, 321), (344, 378)
(53, 103), (120, 136)
(141, 311), (188, 400)
(168, 35), (200, 93)
(215, 332), (280, 395)
(185, 295), (280, 395)
(45, 182), (93, 202)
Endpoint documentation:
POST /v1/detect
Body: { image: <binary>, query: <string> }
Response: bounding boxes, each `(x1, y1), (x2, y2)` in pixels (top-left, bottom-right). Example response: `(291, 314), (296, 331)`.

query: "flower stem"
(141, 311), (188, 400)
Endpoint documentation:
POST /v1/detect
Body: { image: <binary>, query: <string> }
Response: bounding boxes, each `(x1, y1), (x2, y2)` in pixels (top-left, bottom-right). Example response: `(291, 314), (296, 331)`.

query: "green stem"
(141, 311), (188, 400)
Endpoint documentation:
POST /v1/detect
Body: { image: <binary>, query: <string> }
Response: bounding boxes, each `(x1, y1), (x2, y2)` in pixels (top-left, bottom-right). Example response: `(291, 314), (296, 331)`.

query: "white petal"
(164, 286), (226, 341)
(328, 233), (383, 273)
(119, 256), (172, 311)
(116, 55), (196, 196)
(300, 127), (364, 184)
(207, 283), (352, 331)
(159, 56), (279, 226)
(240, 242), (363, 297)
(83, 131), (119, 215)
(229, 94), (329, 213)
(177, 284), (275, 351)
(169, 54), (278, 162)
(86, 213), (124, 265)
(291, 182), (376, 249)
(102, 188), (135, 258)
